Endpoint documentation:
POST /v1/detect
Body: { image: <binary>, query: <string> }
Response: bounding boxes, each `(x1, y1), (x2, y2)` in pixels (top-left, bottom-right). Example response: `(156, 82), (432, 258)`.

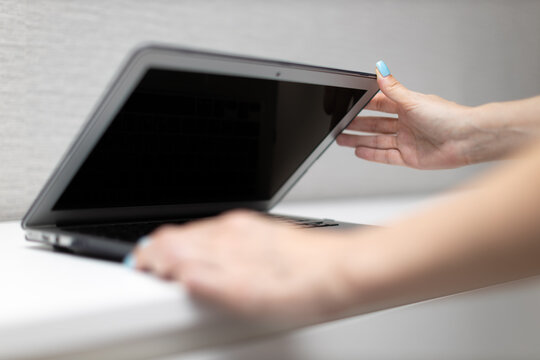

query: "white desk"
(2, 195), (540, 360)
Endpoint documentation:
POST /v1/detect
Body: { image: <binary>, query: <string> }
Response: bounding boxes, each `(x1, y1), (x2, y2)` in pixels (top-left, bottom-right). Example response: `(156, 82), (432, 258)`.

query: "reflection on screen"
(54, 69), (366, 210)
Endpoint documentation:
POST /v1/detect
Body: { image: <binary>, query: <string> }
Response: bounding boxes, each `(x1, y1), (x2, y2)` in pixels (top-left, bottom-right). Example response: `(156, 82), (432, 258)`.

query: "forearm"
(463, 96), (540, 164)
(347, 139), (540, 310)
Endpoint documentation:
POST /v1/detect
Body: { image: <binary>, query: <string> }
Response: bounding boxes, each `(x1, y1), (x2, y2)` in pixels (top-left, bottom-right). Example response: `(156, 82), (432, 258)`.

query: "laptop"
(22, 45), (379, 261)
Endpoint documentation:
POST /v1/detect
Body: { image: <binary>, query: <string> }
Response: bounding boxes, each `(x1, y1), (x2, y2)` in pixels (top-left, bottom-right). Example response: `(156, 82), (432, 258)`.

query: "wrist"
(338, 224), (450, 314)
(338, 228), (402, 311)
(460, 102), (537, 164)
(456, 104), (503, 164)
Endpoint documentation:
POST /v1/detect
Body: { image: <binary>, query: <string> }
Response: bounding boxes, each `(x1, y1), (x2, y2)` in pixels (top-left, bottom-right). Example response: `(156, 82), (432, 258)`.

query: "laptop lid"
(23, 45), (378, 228)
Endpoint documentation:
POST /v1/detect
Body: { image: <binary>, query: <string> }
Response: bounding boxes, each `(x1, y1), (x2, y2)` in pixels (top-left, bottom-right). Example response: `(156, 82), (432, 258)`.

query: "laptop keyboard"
(62, 215), (338, 243)
(268, 215), (339, 228)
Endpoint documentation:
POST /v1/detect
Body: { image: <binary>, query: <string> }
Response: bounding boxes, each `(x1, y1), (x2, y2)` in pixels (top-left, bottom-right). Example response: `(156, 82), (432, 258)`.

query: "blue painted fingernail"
(137, 236), (152, 248)
(376, 60), (391, 77)
(123, 253), (135, 268)
(123, 236), (152, 268)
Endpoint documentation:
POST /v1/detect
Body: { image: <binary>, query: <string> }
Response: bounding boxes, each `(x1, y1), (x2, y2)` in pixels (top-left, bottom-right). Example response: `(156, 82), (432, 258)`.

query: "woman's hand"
(129, 210), (370, 321)
(127, 139), (540, 325)
(337, 61), (477, 169)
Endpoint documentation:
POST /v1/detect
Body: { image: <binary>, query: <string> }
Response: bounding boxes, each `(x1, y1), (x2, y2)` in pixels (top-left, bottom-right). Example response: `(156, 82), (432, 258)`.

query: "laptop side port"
(58, 235), (74, 247)
(41, 233), (58, 244)
(25, 230), (43, 242)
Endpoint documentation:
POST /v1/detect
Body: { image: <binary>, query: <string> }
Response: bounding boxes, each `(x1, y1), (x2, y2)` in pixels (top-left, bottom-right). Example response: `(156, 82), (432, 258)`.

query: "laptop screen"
(53, 68), (366, 210)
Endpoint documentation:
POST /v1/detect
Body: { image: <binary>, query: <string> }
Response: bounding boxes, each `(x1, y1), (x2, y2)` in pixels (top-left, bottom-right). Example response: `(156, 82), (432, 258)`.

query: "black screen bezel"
(23, 45), (378, 227)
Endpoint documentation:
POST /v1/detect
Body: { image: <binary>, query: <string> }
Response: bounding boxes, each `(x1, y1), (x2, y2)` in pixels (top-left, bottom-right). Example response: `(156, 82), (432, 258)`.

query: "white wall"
(1, 0), (539, 220)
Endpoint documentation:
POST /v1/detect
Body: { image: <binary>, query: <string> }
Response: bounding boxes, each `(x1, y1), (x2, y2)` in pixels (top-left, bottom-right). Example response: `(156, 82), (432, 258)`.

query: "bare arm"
(343, 140), (540, 311)
(465, 96), (540, 163)
(128, 139), (540, 322)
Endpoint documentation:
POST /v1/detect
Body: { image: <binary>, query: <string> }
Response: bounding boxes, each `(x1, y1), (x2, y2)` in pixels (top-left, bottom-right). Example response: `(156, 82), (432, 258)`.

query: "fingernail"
(123, 236), (152, 268)
(137, 235), (152, 248)
(123, 253), (135, 268)
(376, 60), (391, 77)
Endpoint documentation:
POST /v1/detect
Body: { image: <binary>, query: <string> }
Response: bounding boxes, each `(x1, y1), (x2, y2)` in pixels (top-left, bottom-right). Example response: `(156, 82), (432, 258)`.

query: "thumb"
(375, 60), (411, 105)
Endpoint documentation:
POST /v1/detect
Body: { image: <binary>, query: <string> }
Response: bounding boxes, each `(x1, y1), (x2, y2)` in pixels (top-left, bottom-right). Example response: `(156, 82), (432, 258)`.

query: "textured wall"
(1, 0), (540, 220)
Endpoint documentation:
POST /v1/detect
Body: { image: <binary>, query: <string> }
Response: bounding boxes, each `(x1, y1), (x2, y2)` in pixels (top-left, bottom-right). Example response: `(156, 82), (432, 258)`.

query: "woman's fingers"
(355, 147), (406, 166)
(133, 237), (170, 275)
(375, 61), (413, 105)
(134, 224), (208, 278)
(365, 92), (399, 114)
(337, 134), (398, 150)
(337, 133), (403, 165)
(345, 116), (398, 134)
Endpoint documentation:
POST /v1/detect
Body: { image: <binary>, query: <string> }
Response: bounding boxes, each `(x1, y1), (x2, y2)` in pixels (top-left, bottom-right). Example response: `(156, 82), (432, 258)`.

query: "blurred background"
(1, 0), (539, 221)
